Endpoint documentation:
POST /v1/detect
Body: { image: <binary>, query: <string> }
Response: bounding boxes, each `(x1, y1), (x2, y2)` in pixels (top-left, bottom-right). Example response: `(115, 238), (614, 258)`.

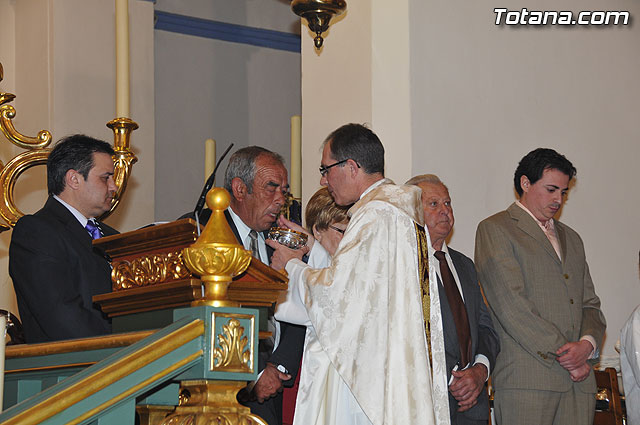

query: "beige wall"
(410, 0), (639, 363)
(0, 0), (155, 314)
(301, 0), (640, 362)
(300, 0), (413, 200)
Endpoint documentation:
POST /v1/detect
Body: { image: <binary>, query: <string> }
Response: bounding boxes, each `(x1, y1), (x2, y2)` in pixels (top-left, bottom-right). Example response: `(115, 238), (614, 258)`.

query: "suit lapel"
(44, 197), (93, 248)
(555, 222), (568, 265)
(507, 203), (561, 265)
(224, 209), (242, 243)
(450, 252), (478, 346)
(263, 231), (274, 264)
(436, 275), (461, 356)
(224, 209), (273, 265)
(448, 249), (480, 357)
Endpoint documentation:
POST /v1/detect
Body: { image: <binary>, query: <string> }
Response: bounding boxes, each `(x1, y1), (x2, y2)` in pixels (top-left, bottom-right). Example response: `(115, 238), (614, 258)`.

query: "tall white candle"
(205, 139), (216, 183)
(290, 115), (302, 199)
(115, 0), (130, 118)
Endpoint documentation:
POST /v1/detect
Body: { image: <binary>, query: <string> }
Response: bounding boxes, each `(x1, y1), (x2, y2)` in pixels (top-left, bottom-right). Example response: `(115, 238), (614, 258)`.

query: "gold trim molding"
(2, 320), (204, 425)
(6, 330), (155, 359)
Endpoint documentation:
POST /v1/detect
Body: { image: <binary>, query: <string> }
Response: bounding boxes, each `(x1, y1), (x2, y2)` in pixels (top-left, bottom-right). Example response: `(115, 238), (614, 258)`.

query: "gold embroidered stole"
(415, 223), (432, 369)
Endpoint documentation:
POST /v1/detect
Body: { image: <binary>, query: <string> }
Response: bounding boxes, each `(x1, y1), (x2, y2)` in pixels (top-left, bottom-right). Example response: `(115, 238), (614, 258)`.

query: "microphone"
(193, 143), (234, 220)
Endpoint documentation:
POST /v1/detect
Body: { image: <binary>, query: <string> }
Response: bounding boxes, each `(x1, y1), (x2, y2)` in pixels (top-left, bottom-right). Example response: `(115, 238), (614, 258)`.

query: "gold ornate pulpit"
(87, 187), (291, 425)
(1, 188), (288, 425)
(93, 221), (288, 319)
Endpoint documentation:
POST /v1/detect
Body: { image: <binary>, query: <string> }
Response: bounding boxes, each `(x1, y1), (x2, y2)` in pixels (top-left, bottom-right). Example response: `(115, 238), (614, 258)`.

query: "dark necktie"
(85, 220), (102, 240)
(248, 230), (261, 261)
(434, 250), (472, 367)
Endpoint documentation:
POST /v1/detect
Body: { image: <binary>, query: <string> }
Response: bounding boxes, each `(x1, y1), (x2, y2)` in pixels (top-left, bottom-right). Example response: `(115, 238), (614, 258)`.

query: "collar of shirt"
(431, 242), (465, 302)
(227, 207), (268, 265)
(515, 200), (556, 234)
(515, 200), (561, 260)
(359, 178), (387, 200)
(53, 195), (91, 228)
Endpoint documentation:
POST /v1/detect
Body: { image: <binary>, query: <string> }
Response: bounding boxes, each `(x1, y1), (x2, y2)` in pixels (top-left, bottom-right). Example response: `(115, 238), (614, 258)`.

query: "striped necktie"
(248, 230), (261, 261)
(85, 220), (102, 240)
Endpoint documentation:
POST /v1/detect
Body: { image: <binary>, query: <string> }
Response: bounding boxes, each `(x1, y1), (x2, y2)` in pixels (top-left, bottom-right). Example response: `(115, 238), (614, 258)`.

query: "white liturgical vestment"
(621, 305), (640, 425)
(276, 179), (450, 425)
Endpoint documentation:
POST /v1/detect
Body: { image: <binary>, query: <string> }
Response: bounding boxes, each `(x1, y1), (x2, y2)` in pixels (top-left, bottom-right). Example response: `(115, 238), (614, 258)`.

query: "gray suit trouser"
(494, 387), (595, 425)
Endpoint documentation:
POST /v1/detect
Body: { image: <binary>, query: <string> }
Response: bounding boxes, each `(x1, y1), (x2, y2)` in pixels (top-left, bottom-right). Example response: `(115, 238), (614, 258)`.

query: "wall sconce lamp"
(291, 0), (346, 49)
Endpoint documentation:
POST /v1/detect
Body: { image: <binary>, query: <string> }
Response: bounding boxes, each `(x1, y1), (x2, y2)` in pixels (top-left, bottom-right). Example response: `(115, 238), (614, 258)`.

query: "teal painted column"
(173, 305), (260, 381)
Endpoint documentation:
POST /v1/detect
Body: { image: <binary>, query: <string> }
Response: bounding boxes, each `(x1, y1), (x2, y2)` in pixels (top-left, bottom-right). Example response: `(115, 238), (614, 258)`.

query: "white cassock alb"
(621, 305), (640, 425)
(275, 179), (450, 425)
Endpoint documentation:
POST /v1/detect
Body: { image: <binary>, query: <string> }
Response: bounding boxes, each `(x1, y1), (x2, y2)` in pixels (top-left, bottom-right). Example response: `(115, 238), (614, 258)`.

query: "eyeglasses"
(328, 225), (346, 234)
(319, 159), (349, 177)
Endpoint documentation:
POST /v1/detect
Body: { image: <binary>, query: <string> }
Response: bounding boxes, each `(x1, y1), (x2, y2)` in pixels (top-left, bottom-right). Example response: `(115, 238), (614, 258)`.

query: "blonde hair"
(305, 188), (349, 233)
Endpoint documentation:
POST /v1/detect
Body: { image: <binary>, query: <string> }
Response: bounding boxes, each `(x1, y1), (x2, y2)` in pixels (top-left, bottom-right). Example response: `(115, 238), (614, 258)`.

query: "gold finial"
(183, 188), (252, 307)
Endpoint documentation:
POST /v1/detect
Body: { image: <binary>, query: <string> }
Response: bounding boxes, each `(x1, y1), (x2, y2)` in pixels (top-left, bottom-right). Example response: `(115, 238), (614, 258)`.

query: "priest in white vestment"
(269, 124), (450, 425)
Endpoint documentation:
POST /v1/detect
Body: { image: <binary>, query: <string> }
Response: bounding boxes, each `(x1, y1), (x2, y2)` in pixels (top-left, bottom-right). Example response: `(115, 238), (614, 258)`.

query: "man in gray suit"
(475, 148), (606, 425)
(407, 174), (499, 425)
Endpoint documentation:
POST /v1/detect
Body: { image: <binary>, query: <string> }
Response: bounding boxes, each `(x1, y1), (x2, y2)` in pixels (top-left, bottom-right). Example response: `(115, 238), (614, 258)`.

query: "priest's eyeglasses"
(319, 159), (350, 176)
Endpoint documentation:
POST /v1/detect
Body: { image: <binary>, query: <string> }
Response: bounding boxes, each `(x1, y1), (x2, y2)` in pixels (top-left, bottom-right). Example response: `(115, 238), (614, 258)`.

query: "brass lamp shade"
(291, 0), (346, 49)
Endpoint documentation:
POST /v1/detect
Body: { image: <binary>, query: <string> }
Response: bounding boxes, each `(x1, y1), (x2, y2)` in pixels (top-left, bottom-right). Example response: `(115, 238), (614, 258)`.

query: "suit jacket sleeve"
(453, 249), (500, 370)
(475, 218), (567, 368)
(471, 266), (500, 370)
(575, 239), (606, 349)
(267, 321), (306, 384)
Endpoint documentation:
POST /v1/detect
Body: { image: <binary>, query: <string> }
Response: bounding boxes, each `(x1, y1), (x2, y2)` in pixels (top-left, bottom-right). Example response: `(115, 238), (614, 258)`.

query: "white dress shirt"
(53, 195), (91, 227)
(227, 207), (269, 265)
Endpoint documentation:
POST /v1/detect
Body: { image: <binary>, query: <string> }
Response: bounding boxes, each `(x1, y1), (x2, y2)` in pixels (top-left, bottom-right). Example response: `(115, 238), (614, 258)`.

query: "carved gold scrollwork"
(0, 62), (54, 231)
(183, 246), (252, 281)
(0, 63), (52, 150)
(0, 105), (52, 149)
(160, 381), (268, 425)
(0, 61), (136, 230)
(212, 319), (251, 372)
(0, 149), (50, 230)
(112, 251), (192, 291)
(162, 413), (263, 425)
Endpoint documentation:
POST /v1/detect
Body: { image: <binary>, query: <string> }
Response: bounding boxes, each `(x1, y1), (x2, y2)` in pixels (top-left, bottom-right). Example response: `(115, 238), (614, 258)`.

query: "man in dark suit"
(9, 134), (118, 343)
(475, 149), (606, 425)
(187, 146), (305, 425)
(408, 174), (499, 425)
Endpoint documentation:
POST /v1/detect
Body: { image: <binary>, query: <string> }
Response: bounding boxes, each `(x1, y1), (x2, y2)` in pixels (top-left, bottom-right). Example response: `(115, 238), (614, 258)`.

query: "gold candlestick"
(103, 117), (138, 219)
